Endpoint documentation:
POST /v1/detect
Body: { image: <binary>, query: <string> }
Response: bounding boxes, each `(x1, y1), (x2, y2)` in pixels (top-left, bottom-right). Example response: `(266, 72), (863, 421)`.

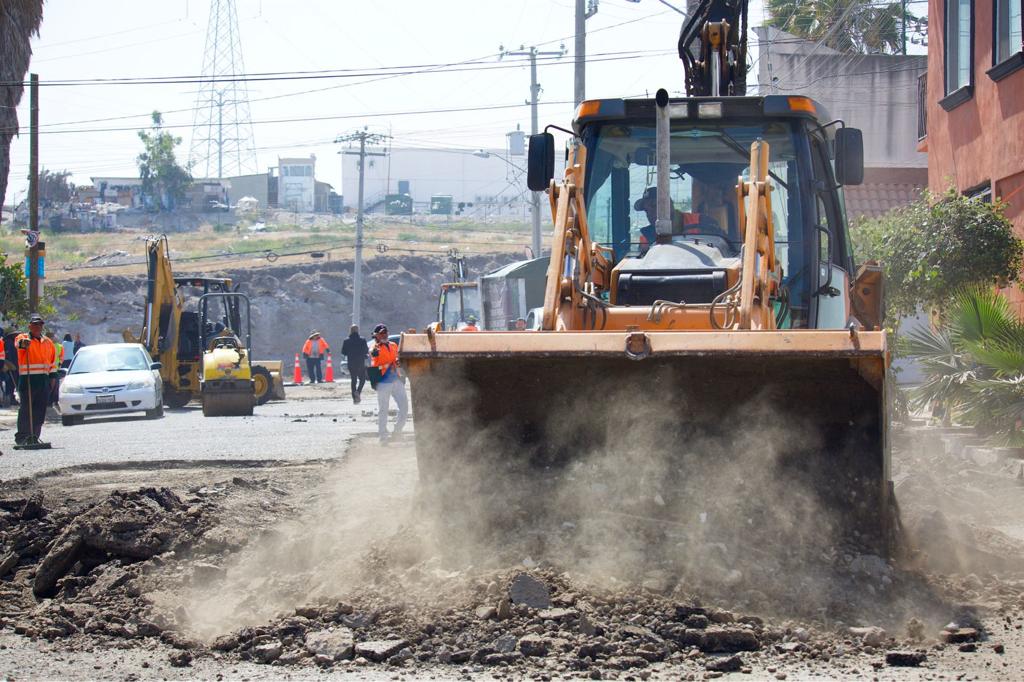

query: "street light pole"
(500, 43), (566, 257)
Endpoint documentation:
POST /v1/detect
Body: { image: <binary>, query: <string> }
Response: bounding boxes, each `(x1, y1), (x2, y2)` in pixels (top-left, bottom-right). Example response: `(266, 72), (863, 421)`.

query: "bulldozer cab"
(437, 283), (481, 331)
(562, 95), (863, 331)
(198, 293), (252, 358)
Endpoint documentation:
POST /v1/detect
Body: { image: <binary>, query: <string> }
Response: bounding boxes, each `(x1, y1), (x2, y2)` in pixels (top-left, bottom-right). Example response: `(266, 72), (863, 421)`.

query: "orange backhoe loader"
(400, 2), (893, 556)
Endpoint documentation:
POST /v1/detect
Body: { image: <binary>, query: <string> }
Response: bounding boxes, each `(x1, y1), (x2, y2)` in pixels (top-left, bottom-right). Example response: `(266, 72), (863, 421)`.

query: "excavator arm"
(678, 0), (748, 96)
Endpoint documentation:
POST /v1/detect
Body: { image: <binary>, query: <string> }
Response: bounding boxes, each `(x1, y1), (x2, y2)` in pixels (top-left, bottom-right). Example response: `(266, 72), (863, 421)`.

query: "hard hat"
(373, 324), (388, 335)
(29, 313), (44, 324)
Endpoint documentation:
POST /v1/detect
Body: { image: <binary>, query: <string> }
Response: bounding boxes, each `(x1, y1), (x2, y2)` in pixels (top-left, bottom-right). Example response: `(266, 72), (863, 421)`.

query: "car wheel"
(146, 403), (164, 419)
(61, 415), (81, 426)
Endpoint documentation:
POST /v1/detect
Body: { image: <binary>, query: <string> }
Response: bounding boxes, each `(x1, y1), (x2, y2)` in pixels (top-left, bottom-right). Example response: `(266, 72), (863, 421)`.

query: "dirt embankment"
(48, 253), (517, 362)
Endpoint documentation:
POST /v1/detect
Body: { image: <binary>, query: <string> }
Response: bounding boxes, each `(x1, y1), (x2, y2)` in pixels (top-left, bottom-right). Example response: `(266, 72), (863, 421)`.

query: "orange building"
(920, 0), (1024, 312)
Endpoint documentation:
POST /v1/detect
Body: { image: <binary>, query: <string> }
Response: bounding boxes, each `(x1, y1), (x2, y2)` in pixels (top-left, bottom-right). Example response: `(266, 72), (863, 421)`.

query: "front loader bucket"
(402, 330), (893, 559)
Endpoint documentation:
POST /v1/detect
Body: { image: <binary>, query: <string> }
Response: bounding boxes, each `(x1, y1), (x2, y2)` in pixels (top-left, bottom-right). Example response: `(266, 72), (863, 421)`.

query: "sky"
(6, 0), (782, 200)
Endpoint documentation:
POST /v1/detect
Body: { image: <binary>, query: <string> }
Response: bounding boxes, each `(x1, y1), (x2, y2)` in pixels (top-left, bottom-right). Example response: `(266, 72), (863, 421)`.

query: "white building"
(278, 156), (316, 213)
(340, 146), (530, 218)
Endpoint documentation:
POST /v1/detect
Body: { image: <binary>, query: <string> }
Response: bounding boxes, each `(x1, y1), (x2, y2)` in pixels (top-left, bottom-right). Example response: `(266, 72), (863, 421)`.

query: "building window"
(965, 181), (992, 202)
(990, 0), (1024, 80)
(996, 0), (1023, 62)
(946, 0), (973, 93)
(941, 0), (975, 109)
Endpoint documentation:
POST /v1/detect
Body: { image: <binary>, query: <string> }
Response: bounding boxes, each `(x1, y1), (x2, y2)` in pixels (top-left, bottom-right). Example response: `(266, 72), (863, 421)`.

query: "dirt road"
(1, 388), (1023, 680)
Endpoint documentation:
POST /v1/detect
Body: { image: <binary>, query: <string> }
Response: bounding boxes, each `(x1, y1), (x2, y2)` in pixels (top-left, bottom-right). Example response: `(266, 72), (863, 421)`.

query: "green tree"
(766, 0), (908, 54)
(852, 190), (1024, 323)
(0, 0), (44, 213)
(0, 249), (29, 323)
(37, 168), (75, 205)
(136, 111), (191, 211)
(0, 248), (59, 325)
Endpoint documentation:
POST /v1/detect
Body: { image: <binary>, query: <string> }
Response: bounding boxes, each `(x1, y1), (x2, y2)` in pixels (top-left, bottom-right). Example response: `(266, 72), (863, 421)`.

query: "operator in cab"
(634, 184), (733, 254)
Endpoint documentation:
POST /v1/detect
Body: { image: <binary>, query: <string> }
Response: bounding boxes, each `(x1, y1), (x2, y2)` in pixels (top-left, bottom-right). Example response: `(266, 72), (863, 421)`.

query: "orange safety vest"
(15, 333), (57, 377)
(370, 340), (401, 380)
(301, 338), (329, 355)
(463, 323), (479, 332)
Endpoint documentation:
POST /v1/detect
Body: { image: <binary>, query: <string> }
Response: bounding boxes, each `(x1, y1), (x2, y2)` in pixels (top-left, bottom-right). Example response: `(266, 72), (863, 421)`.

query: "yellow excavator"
(401, 1), (894, 554)
(123, 235), (285, 411)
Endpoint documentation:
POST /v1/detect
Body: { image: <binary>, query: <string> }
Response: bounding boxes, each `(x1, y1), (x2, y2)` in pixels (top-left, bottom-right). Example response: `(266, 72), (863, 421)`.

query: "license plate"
(96, 395), (115, 404)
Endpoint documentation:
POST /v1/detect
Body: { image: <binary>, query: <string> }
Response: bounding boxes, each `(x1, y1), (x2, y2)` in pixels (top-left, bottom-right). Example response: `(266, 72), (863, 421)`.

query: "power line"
(0, 100), (579, 138)
(1, 48), (669, 88)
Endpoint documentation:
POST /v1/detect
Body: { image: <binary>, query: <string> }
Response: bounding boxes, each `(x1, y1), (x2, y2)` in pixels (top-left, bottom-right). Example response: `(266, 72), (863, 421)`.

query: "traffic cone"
(293, 353), (302, 384)
(324, 352), (335, 383)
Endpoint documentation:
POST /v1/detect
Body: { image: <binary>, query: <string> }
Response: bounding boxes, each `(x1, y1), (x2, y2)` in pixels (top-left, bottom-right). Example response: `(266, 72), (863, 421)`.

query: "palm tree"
(0, 0), (45, 213)
(766, 0), (905, 54)
(902, 287), (1024, 445)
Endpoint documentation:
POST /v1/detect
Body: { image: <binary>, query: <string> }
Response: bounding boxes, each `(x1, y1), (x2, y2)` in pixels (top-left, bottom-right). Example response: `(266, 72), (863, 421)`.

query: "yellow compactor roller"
(401, 89), (893, 554)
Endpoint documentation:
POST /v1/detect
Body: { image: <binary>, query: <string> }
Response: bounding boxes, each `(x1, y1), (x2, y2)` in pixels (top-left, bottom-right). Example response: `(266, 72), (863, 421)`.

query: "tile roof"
(844, 167), (927, 221)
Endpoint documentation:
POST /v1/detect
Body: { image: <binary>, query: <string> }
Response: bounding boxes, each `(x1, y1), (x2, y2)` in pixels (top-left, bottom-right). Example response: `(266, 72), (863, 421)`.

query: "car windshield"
(69, 347), (149, 374)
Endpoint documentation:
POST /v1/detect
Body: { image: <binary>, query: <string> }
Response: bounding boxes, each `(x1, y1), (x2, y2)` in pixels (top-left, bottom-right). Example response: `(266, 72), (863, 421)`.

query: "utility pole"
(335, 130), (390, 328)
(500, 43), (566, 257)
(575, 0), (599, 107)
(27, 73), (42, 313)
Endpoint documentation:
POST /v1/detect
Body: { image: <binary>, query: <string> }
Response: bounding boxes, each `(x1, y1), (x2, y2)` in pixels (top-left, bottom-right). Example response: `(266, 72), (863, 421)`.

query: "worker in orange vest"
(301, 331), (330, 384)
(370, 323), (407, 444)
(14, 314), (58, 446)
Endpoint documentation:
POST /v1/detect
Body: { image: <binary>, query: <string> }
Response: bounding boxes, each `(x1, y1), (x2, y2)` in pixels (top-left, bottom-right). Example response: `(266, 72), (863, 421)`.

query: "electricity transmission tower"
(189, 0), (258, 179)
(336, 130), (391, 327)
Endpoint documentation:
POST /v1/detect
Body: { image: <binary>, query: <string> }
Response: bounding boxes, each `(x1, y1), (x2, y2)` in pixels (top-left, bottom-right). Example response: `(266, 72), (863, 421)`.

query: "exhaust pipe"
(655, 88), (672, 243)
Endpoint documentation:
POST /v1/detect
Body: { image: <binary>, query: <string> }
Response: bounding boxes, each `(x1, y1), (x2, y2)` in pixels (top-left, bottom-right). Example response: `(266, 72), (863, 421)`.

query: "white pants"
(376, 379), (408, 438)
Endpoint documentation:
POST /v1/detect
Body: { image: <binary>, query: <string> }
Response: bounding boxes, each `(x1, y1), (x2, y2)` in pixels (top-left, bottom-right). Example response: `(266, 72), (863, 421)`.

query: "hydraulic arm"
(678, 0), (748, 96)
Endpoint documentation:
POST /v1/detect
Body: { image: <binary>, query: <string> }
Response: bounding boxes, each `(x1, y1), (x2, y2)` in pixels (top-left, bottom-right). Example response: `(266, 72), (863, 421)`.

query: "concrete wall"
(924, 0), (1024, 314)
(226, 173), (270, 208)
(755, 27), (928, 169)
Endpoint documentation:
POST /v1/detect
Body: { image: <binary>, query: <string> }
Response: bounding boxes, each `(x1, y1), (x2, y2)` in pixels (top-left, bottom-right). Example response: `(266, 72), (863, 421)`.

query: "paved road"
(0, 383), (390, 481)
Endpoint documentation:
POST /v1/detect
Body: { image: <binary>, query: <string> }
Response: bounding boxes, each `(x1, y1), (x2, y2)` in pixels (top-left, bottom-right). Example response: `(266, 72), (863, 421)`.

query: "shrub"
(852, 189), (1024, 322)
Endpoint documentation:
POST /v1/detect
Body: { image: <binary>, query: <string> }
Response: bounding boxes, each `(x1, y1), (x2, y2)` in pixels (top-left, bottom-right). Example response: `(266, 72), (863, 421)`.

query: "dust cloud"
(405, 359), (882, 621)
(159, 358), (1021, 643)
(165, 444), (419, 640)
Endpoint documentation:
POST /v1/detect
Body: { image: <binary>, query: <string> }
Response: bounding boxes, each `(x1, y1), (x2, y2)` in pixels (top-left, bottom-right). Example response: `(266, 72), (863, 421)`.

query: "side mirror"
(527, 133), (555, 191)
(150, 361), (162, 370)
(58, 368), (68, 377)
(834, 128), (864, 186)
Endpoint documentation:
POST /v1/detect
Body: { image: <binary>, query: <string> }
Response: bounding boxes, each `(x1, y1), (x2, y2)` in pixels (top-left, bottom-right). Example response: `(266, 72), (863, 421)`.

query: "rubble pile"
(2, 423), (1024, 678)
(0, 487), (217, 643)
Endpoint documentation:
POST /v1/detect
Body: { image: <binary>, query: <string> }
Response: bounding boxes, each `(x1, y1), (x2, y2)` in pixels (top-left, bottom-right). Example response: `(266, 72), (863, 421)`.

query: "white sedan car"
(58, 343), (163, 426)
